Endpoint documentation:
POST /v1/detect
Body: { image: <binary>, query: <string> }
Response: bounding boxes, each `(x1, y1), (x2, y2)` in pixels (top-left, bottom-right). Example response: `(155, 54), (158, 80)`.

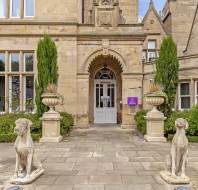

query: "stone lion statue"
(160, 118), (190, 184)
(11, 118), (44, 185)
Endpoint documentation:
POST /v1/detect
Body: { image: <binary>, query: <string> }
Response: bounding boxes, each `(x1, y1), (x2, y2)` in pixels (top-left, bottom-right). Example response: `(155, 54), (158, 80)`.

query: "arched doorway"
(88, 55), (122, 124)
(94, 67), (116, 123)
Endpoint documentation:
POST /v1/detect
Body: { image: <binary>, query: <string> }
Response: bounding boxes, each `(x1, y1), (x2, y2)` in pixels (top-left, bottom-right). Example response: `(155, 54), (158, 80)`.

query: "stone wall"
(143, 56), (198, 110)
(185, 6), (198, 55)
(164, 0), (198, 55)
(0, 34), (78, 117)
(35, 0), (78, 22)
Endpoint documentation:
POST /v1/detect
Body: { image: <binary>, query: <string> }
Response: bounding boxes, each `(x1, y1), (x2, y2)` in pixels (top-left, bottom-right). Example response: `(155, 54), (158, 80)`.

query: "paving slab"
(0, 127), (198, 190)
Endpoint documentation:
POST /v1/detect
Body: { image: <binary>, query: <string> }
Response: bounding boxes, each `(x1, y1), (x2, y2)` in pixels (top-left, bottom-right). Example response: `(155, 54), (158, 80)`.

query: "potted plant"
(42, 84), (63, 113)
(145, 83), (167, 112)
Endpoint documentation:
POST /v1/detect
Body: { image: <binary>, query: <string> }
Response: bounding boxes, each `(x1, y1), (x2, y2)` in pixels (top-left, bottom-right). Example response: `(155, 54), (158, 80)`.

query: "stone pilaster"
(121, 74), (143, 129)
(76, 73), (90, 128)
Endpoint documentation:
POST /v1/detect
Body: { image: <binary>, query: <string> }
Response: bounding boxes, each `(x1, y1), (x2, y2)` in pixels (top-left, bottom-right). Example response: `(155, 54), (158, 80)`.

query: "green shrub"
(0, 133), (16, 143)
(165, 105), (198, 137)
(135, 105), (198, 140)
(60, 112), (74, 135)
(36, 34), (58, 117)
(155, 36), (179, 117)
(188, 105), (198, 136)
(134, 110), (147, 135)
(0, 113), (41, 142)
(164, 110), (190, 136)
(0, 112), (74, 142)
(167, 134), (198, 143)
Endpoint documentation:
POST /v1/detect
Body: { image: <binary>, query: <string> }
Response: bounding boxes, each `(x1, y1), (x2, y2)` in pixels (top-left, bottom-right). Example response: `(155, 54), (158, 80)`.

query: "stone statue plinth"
(11, 169), (44, 185)
(144, 109), (167, 142)
(40, 111), (62, 143)
(160, 171), (190, 185)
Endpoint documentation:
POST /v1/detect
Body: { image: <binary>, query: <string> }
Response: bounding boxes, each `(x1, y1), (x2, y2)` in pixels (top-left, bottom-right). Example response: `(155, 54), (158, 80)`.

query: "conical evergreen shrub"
(35, 34), (58, 117)
(155, 36), (179, 117)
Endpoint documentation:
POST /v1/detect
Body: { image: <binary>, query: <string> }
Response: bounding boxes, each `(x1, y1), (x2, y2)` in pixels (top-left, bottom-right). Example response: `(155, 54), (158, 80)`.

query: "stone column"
(144, 109), (167, 142)
(40, 111), (63, 143)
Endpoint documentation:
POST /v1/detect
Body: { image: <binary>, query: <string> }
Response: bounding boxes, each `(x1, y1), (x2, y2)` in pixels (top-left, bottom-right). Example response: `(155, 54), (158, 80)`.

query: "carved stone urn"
(42, 93), (60, 113)
(145, 94), (165, 112)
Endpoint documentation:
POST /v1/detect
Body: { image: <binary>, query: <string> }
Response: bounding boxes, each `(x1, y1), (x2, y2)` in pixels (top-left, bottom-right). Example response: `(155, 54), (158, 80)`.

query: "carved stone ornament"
(160, 118), (190, 184)
(102, 39), (110, 48)
(99, 11), (112, 26)
(10, 118), (44, 185)
(101, 0), (112, 6)
(102, 39), (110, 55)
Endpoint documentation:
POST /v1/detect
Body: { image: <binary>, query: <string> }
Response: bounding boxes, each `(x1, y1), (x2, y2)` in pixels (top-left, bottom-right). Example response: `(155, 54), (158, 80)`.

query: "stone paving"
(0, 127), (198, 190)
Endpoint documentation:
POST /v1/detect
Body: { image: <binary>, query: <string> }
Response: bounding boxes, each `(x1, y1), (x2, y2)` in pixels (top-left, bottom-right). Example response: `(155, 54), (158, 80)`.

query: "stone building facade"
(161, 0), (198, 110)
(0, 0), (197, 129)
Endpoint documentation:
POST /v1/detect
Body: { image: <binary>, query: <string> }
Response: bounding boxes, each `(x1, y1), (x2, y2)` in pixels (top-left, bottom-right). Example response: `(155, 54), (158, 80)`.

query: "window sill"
(0, 17), (35, 21)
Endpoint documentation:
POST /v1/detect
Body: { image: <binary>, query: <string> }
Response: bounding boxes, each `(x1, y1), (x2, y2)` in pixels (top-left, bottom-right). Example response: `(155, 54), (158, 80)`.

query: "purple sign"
(127, 97), (138, 106)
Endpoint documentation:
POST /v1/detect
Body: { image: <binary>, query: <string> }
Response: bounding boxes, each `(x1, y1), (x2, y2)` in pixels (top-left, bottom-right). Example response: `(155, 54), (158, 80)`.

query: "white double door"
(94, 80), (117, 124)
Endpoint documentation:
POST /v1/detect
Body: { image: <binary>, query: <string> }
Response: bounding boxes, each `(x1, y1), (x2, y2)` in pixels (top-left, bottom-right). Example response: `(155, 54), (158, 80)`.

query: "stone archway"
(88, 55), (123, 124)
(83, 49), (127, 73)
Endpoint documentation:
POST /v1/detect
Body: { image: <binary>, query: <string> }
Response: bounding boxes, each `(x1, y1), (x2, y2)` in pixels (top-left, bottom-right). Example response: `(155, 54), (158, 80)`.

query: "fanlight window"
(95, 67), (115, 80)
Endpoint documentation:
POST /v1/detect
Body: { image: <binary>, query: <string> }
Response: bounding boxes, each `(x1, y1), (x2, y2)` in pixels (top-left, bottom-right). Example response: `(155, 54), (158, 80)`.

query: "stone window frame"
(179, 82), (191, 110)
(147, 40), (157, 62)
(0, 50), (35, 114)
(195, 80), (198, 105)
(0, 0), (35, 19)
(142, 39), (159, 63)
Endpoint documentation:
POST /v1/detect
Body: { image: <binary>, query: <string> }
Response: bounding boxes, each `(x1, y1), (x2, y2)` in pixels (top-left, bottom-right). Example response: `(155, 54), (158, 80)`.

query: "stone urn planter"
(144, 84), (167, 142)
(42, 93), (61, 113)
(145, 94), (165, 112)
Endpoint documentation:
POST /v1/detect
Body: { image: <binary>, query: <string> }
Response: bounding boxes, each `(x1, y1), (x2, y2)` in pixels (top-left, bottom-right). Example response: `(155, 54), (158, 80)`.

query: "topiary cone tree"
(35, 34), (58, 117)
(155, 36), (179, 117)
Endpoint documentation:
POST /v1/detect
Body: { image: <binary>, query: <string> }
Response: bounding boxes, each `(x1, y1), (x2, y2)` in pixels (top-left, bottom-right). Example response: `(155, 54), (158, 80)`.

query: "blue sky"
(139, 0), (166, 17)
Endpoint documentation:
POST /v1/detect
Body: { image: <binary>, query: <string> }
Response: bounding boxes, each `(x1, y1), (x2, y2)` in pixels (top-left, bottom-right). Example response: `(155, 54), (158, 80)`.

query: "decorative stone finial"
(149, 0), (154, 7)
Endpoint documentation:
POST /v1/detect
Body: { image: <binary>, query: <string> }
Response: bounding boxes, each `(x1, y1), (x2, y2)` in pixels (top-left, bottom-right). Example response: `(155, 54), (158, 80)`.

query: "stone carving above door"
(89, 0), (125, 26)
(101, 0), (111, 6)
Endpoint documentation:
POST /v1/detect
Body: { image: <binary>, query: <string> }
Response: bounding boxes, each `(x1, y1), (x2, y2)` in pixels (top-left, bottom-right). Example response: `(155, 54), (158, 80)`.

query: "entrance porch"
(76, 50), (143, 129)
